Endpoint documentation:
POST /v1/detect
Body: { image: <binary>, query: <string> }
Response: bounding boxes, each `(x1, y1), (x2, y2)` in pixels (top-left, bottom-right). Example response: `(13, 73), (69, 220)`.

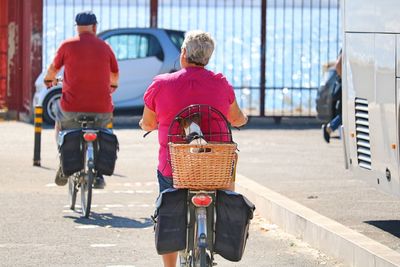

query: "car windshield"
(165, 30), (185, 51)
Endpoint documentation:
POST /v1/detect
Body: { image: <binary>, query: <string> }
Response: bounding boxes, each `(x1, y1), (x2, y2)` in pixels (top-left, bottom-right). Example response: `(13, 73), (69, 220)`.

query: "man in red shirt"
(44, 11), (119, 189)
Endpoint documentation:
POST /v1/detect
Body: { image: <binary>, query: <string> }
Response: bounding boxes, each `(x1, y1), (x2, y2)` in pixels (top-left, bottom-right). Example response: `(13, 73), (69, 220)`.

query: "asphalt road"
(0, 120), (345, 267)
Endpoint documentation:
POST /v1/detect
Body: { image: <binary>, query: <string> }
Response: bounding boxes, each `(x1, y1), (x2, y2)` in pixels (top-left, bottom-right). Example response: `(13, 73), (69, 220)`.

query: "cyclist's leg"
(156, 170), (178, 267)
(54, 105), (80, 185)
(162, 253), (178, 267)
(92, 112), (113, 128)
(157, 170), (174, 193)
(86, 112), (112, 188)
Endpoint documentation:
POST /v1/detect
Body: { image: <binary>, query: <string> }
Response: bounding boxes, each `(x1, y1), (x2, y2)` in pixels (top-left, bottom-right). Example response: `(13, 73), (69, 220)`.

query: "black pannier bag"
(95, 130), (119, 176)
(214, 190), (255, 262)
(58, 130), (84, 176)
(153, 188), (187, 255)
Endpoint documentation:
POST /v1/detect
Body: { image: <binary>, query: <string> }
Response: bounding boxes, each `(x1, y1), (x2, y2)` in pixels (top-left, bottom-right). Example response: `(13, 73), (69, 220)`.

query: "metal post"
(33, 106), (42, 166)
(260, 0), (267, 117)
(150, 0), (158, 28)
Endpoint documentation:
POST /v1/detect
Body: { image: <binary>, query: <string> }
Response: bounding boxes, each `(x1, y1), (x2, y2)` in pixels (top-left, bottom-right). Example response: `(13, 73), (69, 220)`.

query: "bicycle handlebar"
(143, 131), (152, 138)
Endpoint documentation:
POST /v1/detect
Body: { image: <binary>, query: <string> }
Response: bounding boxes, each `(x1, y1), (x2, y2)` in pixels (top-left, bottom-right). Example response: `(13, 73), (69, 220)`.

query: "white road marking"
(135, 190), (153, 194)
(123, 183), (132, 187)
(75, 225), (99, 229)
(90, 244), (116, 248)
(127, 203), (150, 207)
(45, 183), (57, 187)
(113, 190), (134, 194)
(105, 204), (124, 208)
(62, 210), (74, 213)
(107, 265), (135, 267)
(93, 190), (107, 194)
(134, 182), (142, 186)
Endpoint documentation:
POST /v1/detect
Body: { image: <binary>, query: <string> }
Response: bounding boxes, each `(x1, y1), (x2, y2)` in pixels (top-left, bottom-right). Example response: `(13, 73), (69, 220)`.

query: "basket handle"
(190, 147), (212, 154)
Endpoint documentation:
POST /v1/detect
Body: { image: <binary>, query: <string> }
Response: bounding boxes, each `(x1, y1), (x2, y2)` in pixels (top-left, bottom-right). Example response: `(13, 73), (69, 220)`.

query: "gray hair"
(182, 30), (215, 66)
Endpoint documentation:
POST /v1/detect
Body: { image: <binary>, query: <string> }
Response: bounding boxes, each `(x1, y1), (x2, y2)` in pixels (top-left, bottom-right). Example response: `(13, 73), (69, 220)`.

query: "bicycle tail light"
(191, 194), (213, 207)
(83, 132), (97, 142)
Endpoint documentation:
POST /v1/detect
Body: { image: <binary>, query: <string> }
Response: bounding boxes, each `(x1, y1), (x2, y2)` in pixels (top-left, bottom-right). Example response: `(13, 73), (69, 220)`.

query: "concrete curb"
(235, 173), (400, 267)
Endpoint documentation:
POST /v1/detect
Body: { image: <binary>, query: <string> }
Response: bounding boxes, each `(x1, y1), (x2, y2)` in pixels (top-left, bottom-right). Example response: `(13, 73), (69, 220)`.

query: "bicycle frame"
(180, 190), (216, 267)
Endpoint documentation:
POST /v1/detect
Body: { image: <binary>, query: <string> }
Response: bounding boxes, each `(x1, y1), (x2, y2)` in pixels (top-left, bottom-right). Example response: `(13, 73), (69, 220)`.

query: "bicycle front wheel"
(80, 168), (94, 218)
(68, 176), (78, 210)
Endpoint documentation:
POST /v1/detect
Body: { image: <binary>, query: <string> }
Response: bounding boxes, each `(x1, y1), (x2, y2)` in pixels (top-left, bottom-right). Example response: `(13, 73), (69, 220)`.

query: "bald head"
(77, 24), (97, 35)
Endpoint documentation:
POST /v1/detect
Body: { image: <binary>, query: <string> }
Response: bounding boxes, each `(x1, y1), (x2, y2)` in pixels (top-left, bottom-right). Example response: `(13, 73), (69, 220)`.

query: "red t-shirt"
(52, 32), (119, 113)
(144, 67), (236, 177)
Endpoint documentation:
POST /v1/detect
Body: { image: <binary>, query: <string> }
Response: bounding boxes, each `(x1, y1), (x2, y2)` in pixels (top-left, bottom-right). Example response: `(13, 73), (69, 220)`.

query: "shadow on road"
(365, 220), (400, 238)
(64, 212), (153, 229)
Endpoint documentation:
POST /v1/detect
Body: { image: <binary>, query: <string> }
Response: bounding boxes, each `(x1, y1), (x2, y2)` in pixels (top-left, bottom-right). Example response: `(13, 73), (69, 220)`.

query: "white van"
(342, 0), (400, 197)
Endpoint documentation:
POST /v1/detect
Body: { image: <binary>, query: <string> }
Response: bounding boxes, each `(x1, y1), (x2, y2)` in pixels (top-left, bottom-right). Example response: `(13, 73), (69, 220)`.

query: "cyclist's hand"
(110, 85), (118, 93)
(44, 79), (54, 89)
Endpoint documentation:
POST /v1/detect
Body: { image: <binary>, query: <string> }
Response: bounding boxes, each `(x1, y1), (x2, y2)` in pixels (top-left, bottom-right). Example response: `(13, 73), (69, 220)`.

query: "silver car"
(34, 28), (184, 124)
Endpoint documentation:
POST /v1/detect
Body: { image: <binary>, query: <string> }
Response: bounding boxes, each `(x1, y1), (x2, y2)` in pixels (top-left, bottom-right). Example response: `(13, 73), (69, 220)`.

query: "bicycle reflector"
(191, 194), (213, 207)
(83, 132), (97, 142)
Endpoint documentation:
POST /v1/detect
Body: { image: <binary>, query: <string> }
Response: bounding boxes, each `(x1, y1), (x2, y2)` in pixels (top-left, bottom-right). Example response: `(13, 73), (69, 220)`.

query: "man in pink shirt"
(139, 30), (247, 267)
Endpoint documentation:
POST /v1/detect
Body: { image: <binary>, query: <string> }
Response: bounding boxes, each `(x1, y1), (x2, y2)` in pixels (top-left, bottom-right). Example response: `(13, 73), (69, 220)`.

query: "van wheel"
(42, 89), (62, 125)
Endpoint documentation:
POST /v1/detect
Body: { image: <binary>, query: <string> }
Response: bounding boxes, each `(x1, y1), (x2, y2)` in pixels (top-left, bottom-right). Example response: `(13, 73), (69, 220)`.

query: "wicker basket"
(169, 142), (238, 190)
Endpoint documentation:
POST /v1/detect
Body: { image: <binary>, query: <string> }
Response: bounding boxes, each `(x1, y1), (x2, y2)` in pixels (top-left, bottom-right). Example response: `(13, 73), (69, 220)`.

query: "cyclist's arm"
(139, 106), (158, 131)
(43, 63), (60, 88)
(110, 72), (119, 93)
(228, 99), (248, 127)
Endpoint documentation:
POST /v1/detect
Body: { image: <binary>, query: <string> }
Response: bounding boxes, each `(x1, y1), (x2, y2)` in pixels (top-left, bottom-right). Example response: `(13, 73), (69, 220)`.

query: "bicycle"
(59, 116), (118, 218)
(63, 116), (98, 218)
(167, 105), (240, 267)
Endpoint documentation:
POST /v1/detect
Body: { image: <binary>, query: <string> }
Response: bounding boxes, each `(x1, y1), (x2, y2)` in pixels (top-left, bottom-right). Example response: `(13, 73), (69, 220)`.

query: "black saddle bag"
(153, 189), (187, 255)
(59, 130), (84, 176)
(95, 130), (119, 176)
(214, 190), (255, 262)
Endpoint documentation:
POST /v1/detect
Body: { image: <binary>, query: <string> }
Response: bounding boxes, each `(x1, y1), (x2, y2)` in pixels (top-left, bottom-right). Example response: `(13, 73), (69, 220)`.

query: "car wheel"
(42, 89), (61, 125)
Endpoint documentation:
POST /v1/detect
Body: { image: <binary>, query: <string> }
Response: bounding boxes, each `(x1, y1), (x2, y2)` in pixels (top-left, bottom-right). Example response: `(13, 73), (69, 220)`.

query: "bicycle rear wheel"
(80, 168), (94, 218)
(68, 176), (78, 210)
(199, 247), (207, 267)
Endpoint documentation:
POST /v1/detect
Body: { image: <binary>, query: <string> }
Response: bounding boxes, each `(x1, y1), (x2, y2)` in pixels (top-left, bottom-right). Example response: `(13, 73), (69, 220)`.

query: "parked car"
(34, 28), (185, 124)
(315, 66), (339, 123)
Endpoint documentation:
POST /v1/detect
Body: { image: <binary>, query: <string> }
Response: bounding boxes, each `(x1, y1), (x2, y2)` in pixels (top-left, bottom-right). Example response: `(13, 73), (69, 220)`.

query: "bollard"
(107, 120), (113, 129)
(33, 106), (43, 166)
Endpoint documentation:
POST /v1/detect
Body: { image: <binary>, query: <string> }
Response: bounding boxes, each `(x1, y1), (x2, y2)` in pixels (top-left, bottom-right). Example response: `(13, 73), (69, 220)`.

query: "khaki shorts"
(55, 102), (112, 130)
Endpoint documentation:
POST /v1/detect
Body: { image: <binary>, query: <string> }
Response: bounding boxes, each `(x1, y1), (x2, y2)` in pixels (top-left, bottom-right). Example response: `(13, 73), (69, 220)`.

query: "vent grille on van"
(355, 98), (371, 170)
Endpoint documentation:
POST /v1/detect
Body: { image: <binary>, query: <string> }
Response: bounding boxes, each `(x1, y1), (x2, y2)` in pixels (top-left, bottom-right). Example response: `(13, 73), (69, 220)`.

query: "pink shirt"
(144, 67), (236, 177)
